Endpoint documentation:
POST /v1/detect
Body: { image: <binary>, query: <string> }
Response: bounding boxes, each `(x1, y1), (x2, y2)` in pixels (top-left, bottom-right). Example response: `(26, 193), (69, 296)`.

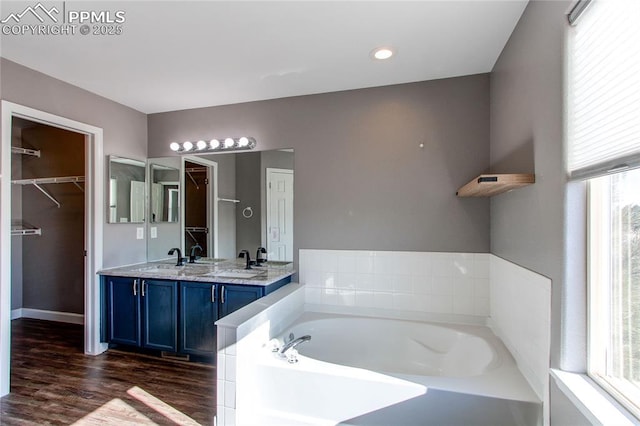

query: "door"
(107, 276), (141, 347)
(219, 285), (263, 318)
(266, 168), (294, 261)
(141, 279), (178, 352)
(180, 282), (218, 356)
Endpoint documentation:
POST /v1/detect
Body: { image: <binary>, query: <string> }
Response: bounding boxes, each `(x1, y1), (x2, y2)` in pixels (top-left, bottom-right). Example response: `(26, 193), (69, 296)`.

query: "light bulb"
(183, 141), (193, 151)
(169, 142), (180, 151)
(224, 138), (235, 148)
(196, 140), (207, 150)
(238, 137), (249, 147)
(210, 139), (220, 149)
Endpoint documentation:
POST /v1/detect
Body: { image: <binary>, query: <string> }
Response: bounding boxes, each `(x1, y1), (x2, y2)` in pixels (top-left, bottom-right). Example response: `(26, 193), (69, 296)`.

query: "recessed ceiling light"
(371, 47), (394, 60)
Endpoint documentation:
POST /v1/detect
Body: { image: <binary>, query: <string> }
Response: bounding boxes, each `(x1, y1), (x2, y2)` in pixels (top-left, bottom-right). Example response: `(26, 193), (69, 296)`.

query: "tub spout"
(279, 335), (311, 356)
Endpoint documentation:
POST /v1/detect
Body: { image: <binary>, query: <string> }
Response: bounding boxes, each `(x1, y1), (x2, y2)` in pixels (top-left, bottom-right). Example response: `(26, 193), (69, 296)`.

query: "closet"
(10, 117), (86, 327)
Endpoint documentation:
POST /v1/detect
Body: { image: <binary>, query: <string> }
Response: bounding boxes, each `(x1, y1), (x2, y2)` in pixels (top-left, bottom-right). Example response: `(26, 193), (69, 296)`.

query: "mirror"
(146, 150), (294, 262)
(147, 157), (181, 261)
(108, 155), (146, 224)
(150, 164), (180, 223)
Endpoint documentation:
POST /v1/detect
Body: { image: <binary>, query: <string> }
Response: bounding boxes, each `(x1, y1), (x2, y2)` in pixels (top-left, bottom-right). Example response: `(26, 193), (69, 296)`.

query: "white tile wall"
(300, 249), (490, 317)
(489, 255), (551, 403)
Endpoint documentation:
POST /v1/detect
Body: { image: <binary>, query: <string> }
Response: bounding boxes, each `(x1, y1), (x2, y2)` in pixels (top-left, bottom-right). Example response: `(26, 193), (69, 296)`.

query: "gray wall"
(489, 0), (589, 423)
(235, 152), (262, 252)
(1, 58), (148, 268)
(148, 74), (491, 256)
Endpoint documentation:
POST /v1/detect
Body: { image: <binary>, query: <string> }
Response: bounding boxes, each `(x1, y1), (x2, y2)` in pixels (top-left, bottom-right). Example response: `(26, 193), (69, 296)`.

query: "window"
(589, 169), (640, 416)
(568, 0), (640, 417)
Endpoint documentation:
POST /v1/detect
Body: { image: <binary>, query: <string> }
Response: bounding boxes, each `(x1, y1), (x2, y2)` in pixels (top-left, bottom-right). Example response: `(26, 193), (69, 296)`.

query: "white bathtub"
(237, 312), (541, 425)
(284, 316), (498, 378)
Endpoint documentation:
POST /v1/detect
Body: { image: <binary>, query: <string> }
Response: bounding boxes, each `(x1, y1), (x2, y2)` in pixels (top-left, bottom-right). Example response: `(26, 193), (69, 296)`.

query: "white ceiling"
(0, 1), (528, 114)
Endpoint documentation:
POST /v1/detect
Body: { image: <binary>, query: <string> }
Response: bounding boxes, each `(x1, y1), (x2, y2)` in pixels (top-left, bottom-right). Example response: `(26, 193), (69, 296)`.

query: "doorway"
(0, 101), (104, 397)
(266, 168), (294, 261)
(182, 156), (218, 258)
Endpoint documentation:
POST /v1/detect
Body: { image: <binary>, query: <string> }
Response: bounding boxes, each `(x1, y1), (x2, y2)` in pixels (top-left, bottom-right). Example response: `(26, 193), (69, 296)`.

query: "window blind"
(568, 0), (640, 180)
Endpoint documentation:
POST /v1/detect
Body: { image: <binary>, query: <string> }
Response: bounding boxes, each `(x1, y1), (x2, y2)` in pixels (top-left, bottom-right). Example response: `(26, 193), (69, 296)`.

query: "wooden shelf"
(456, 174), (535, 197)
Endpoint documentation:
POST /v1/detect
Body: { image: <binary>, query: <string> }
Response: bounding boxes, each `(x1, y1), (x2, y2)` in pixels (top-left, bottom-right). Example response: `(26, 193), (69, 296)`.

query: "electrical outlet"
(136, 227), (144, 240)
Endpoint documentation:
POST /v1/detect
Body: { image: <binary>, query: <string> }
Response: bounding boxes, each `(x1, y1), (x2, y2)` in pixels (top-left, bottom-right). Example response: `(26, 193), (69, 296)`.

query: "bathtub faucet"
(279, 335), (311, 357)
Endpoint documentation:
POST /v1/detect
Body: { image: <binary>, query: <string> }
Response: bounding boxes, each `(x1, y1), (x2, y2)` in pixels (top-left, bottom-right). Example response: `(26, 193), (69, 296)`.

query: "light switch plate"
(136, 227), (144, 239)
(151, 227), (158, 239)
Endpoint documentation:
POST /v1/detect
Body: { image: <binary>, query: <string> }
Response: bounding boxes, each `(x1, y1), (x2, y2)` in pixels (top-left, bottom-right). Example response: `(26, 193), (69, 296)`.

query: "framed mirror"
(108, 155), (146, 224)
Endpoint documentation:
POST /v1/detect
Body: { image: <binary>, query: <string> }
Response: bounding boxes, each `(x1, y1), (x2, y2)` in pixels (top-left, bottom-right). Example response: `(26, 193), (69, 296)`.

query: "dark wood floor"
(0, 319), (216, 425)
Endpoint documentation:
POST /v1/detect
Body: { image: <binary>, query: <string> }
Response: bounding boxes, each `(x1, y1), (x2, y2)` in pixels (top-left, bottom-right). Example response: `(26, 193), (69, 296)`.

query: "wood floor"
(0, 319), (216, 425)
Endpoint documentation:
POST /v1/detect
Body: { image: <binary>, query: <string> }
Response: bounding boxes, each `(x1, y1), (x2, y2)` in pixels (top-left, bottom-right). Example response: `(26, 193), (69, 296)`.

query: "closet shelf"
(11, 226), (42, 237)
(12, 175), (85, 208)
(11, 146), (41, 157)
(218, 198), (240, 203)
(456, 174), (535, 197)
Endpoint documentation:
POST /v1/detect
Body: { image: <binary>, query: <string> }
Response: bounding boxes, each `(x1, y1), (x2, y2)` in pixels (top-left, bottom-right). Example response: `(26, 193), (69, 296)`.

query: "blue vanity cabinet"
(141, 279), (178, 352)
(107, 276), (141, 347)
(105, 276), (178, 352)
(179, 282), (219, 356)
(219, 284), (264, 318)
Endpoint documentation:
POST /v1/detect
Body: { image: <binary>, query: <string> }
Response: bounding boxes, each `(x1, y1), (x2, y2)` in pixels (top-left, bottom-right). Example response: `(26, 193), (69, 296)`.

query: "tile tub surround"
(299, 250), (490, 317)
(216, 284), (305, 426)
(489, 255), (551, 407)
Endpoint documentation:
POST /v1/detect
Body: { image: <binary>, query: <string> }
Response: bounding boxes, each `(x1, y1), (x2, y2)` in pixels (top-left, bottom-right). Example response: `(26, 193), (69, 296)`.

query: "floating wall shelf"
(456, 174), (535, 197)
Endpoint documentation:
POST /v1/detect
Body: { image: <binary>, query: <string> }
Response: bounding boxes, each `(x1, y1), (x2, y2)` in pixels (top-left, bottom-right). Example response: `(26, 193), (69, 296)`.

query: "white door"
(130, 180), (145, 222)
(266, 168), (293, 261)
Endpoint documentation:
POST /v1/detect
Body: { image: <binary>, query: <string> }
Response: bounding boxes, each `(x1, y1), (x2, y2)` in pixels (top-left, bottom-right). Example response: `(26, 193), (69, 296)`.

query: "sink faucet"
(279, 335), (311, 357)
(256, 247), (267, 265)
(168, 248), (185, 266)
(188, 244), (203, 263)
(238, 250), (252, 270)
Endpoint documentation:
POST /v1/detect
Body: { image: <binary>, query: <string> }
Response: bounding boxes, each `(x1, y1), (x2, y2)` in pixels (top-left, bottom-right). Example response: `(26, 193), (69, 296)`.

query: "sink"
(205, 270), (265, 279)
(263, 261), (292, 266)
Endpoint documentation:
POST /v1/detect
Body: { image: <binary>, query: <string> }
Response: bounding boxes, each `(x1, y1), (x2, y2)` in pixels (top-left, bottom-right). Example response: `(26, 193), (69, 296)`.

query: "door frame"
(181, 156), (218, 257)
(265, 167), (294, 261)
(0, 101), (105, 396)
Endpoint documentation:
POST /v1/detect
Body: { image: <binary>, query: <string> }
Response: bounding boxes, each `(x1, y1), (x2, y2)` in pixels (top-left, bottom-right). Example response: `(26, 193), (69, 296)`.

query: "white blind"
(568, 0), (640, 180)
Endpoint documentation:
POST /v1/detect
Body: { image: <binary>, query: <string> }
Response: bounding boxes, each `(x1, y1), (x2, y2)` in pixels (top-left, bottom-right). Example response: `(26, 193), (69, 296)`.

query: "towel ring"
(242, 206), (253, 219)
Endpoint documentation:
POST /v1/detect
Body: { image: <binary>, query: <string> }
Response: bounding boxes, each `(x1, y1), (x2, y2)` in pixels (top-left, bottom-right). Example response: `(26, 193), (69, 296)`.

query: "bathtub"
(237, 312), (541, 425)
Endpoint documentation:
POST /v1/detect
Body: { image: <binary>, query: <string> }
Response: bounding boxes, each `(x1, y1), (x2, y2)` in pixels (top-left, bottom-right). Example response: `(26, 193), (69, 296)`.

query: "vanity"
(98, 259), (293, 359)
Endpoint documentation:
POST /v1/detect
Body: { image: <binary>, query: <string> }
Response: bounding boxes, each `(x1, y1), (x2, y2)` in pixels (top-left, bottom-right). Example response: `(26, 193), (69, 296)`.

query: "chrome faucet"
(279, 335), (311, 356)
(168, 248), (185, 266)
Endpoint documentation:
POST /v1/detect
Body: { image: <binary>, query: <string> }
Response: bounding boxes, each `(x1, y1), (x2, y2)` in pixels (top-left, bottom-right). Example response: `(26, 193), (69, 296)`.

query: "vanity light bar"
(169, 137), (256, 154)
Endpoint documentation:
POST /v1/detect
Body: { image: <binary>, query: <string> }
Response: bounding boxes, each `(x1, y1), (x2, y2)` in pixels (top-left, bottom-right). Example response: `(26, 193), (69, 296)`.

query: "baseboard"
(13, 308), (84, 325)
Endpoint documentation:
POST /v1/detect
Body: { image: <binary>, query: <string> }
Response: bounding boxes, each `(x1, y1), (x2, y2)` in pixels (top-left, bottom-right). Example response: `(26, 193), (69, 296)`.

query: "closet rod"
(218, 197), (240, 203)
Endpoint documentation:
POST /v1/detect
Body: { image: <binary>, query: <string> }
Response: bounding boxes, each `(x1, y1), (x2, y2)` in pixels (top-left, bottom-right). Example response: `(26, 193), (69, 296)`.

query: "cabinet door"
(179, 282), (218, 356)
(219, 285), (264, 318)
(141, 279), (178, 352)
(107, 276), (141, 346)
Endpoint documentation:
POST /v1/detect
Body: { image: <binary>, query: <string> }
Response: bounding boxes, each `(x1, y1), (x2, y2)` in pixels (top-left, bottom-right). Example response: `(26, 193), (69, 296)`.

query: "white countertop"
(98, 258), (295, 286)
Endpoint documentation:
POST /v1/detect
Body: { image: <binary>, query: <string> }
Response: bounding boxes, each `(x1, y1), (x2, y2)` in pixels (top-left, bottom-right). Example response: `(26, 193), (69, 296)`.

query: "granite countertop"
(97, 258), (295, 286)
